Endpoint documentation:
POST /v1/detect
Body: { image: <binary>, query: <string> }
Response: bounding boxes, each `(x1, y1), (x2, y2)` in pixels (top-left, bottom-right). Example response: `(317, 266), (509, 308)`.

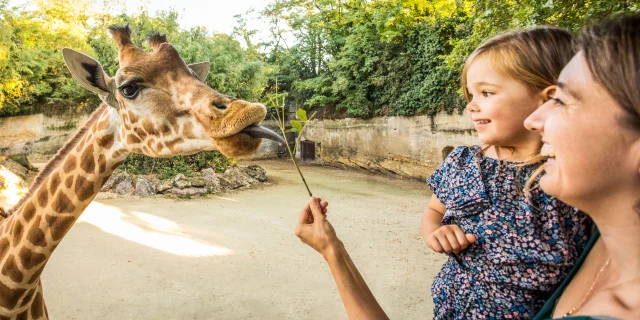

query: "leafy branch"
(268, 80), (316, 197)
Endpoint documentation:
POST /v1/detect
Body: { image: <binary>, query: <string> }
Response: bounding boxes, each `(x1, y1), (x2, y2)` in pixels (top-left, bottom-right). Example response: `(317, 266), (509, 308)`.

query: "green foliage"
(120, 151), (234, 180)
(262, 0), (640, 118)
(1, 1), (269, 117)
(3, 0), (640, 120)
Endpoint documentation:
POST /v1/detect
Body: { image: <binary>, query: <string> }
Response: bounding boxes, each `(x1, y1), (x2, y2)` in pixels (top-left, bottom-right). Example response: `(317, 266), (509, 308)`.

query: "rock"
(167, 187), (208, 196)
(114, 176), (134, 195)
(190, 177), (206, 188)
(220, 167), (253, 190)
(134, 177), (156, 197)
(174, 174), (191, 189)
(201, 168), (221, 189)
(243, 165), (268, 182)
(101, 172), (127, 192)
(156, 180), (173, 193)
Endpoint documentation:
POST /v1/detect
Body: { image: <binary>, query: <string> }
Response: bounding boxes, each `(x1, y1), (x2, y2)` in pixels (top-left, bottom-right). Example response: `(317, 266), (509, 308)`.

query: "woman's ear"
(540, 85), (557, 104)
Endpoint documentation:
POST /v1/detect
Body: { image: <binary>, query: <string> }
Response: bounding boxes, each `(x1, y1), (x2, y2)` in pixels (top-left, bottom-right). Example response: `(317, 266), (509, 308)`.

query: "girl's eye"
(482, 91), (493, 97)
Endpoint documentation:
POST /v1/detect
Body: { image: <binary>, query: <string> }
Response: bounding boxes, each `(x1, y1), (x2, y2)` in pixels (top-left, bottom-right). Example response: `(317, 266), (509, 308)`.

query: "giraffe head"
(62, 25), (283, 158)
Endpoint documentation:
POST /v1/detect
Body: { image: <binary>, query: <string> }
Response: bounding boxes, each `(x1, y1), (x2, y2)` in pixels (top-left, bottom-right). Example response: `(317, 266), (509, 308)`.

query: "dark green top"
(533, 228), (611, 320)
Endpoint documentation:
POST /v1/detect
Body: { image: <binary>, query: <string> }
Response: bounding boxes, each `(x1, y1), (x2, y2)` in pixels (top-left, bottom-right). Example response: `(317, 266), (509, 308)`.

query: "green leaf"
(291, 120), (303, 133)
(286, 128), (299, 133)
(297, 108), (308, 122)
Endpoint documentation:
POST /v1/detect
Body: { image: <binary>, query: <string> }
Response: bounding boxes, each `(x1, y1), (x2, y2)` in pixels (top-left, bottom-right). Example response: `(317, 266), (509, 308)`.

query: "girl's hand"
(426, 225), (477, 254)
(295, 197), (336, 259)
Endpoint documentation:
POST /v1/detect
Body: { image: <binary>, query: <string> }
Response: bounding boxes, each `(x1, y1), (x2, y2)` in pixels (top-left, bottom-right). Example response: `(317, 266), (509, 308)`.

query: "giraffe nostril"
(213, 101), (228, 111)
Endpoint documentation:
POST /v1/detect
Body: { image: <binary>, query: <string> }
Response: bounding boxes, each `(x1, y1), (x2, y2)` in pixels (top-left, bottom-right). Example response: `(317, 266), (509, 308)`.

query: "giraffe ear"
(62, 48), (114, 97)
(188, 62), (210, 81)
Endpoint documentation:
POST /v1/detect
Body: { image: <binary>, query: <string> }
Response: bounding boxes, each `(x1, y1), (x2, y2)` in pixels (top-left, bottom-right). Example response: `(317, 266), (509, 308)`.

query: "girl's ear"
(540, 85), (557, 104)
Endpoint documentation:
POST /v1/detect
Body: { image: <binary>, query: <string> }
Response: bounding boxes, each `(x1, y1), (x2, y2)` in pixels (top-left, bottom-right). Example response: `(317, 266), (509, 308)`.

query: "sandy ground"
(41, 160), (446, 319)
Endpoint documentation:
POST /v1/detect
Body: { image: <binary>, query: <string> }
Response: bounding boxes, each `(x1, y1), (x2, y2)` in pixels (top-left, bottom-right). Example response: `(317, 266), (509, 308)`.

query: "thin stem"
(271, 115), (313, 197)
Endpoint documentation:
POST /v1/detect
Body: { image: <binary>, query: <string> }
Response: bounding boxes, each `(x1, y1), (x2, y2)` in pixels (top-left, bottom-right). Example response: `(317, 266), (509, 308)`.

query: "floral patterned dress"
(427, 146), (591, 319)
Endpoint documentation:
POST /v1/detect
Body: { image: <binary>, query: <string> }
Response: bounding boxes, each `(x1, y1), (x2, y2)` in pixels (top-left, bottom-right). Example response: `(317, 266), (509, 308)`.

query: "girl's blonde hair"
(460, 27), (577, 198)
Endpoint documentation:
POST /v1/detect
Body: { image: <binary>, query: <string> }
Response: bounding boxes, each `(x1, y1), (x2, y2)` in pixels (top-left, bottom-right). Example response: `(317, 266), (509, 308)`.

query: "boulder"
(114, 176), (134, 195)
(222, 166), (258, 190)
(167, 187), (208, 196)
(173, 174), (190, 189)
(134, 177), (156, 197)
(156, 180), (173, 193)
(101, 172), (127, 192)
(243, 165), (268, 182)
(0, 157), (29, 180)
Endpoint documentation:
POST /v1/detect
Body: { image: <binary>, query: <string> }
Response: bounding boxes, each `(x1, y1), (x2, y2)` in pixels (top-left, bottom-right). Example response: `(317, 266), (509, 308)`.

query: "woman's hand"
(426, 224), (477, 254)
(294, 197), (337, 259)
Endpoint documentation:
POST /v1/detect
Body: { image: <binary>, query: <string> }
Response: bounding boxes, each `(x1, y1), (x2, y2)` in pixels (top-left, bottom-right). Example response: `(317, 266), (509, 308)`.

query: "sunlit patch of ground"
(0, 165), (28, 213)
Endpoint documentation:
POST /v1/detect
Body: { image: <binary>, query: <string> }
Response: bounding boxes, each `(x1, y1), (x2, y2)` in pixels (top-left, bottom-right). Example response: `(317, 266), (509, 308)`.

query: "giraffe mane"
(5, 104), (109, 217)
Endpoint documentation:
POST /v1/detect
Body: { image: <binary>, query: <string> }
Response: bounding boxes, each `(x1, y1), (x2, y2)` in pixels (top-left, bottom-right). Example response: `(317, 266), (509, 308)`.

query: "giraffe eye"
(120, 83), (140, 99)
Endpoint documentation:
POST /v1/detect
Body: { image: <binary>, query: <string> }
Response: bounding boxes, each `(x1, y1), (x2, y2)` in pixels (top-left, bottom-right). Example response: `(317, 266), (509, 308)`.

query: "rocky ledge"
(100, 165), (269, 197)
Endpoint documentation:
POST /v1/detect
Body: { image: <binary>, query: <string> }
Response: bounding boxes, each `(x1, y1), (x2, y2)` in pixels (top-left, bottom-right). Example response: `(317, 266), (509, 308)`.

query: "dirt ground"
(41, 160), (446, 319)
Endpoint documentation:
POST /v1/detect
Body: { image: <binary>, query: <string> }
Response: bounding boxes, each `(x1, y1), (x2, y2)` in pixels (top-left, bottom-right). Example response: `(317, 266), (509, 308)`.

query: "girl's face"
(524, 52), (640, 209)
(465, 56), (545, 148)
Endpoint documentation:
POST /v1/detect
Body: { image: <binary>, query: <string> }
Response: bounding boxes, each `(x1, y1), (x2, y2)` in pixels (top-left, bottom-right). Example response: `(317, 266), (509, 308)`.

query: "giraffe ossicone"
(0, 25), (283, 319)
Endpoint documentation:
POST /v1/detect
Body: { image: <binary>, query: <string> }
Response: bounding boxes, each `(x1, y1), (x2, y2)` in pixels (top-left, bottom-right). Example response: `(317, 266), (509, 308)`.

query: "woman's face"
(524, 52), (640, 209)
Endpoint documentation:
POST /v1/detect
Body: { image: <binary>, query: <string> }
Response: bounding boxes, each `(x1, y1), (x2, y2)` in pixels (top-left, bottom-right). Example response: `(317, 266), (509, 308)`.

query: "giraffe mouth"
(239, 125), (286, 146)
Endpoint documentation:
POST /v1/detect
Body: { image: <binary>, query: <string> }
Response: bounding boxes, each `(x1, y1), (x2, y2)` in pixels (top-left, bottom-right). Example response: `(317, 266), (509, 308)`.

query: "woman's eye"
(551, 98), (565, 106)
(482, 91), (493, 97)
(120, 83), (140, 99)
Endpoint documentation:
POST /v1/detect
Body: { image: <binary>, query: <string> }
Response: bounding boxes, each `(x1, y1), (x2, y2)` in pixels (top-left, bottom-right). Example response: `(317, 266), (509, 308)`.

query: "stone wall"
(301, 111), (480, 180)
(0, 111), (480, 180)
(0, 113), (91, 160)
(0, 114), (282, 160)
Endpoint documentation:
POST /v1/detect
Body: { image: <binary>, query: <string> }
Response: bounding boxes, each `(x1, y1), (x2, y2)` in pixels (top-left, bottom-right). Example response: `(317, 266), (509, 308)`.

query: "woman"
(294, 14), (640, 319)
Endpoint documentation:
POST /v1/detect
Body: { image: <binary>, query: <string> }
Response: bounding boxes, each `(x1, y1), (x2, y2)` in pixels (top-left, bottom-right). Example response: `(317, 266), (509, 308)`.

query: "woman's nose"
(525, 100), (552, 133)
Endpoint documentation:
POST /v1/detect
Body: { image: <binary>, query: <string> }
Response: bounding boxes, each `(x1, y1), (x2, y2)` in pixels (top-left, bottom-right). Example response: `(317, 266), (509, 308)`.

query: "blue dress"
(427, 146), (591, 319)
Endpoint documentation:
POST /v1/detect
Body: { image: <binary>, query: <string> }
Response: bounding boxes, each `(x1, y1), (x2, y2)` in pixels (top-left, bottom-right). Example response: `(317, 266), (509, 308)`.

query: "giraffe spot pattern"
(19, 247), (46, 270)
(0, 280), (26, 310)
(98, 154), (107, 175)
(31, 291), (43, 318)
(97, 133), (114, 149)
(27, 217), (47, 247)
(65, 176), (74, 189)
(63, 156), (76, 174)
(48, 173), (61, 194)
(36, 187), (48, 208)
(22, 203), (35, 222)
(1, 255), (24, 283)
(46, 215), (75, 242)
(51, 192), (76, 214)
(74, 176), (95, 202)
(12, 222), (23, 247)
(80, 145), (95, 173)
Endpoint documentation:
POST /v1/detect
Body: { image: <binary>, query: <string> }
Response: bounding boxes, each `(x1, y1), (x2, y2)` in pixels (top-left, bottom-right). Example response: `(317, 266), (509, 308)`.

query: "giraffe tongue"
(240, 125), (286, 146)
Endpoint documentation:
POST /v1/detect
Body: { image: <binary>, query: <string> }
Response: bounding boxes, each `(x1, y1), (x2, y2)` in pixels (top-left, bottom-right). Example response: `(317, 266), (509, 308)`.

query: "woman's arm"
(295, 197), (389, 320)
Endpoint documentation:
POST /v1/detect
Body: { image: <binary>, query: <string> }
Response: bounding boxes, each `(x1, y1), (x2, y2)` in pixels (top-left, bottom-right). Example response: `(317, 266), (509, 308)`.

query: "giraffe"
(0, 25), (285, 319)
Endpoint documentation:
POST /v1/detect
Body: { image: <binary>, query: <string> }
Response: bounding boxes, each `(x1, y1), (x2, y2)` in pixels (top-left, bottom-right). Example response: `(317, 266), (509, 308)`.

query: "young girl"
(421, 27), (592, 319)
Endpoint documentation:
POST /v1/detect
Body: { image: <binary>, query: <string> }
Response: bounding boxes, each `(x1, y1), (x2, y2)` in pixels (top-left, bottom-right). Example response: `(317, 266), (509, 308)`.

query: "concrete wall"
(301, 111), (480, 180)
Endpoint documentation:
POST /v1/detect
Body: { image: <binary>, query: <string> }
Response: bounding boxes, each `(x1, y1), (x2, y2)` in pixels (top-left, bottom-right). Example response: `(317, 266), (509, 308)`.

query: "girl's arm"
(295, 197), (389, 320)
(421, 195), (476, 253)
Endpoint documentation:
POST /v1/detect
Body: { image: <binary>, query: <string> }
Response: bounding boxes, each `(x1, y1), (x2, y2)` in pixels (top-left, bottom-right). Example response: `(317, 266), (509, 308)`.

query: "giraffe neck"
(0, 106), (129, 318)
